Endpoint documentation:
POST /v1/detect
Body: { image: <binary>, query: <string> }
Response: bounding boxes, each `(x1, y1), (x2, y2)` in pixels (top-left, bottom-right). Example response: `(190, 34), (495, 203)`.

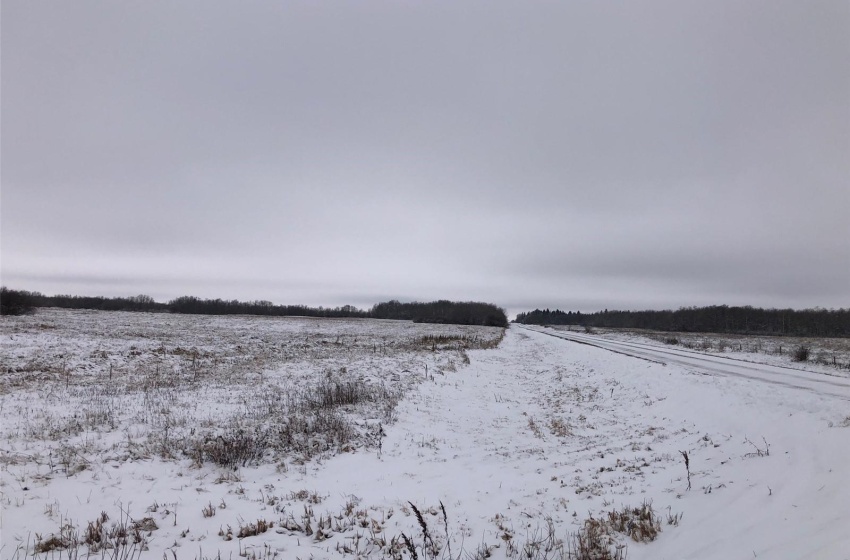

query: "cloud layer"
(3, 1), (848, 315)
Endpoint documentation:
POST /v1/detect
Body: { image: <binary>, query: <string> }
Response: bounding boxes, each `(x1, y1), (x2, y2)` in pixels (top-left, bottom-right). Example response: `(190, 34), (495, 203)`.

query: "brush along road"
(523, 326), (850, 401)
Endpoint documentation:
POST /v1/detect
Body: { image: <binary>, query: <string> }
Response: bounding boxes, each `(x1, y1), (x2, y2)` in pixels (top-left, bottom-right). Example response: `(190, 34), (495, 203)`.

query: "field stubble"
(1, 309), (504, 559)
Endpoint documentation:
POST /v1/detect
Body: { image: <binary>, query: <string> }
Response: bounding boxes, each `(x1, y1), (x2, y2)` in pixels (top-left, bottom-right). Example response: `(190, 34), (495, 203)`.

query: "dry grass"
(286, 489), (324, 504)
(566, 502), (666, 560)
(236, 519), (273, 539)
(574, 326), (850, 370)
(549, 417), (572, 438)
(1, 310), (500, 476)
(415, 331), (506, 352)
(1, 309), (506, 560)
(605, 502), (661, 543)
(568, 517), (624, 560)
(379, 500), (671, 560)
(29, 507), (155, 560)
(202, 503), (216, 518)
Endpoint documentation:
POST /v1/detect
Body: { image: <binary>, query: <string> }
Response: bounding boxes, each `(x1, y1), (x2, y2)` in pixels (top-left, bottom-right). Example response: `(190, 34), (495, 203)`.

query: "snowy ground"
(560, 326), (850, 375)
(2, 311), (849, 559)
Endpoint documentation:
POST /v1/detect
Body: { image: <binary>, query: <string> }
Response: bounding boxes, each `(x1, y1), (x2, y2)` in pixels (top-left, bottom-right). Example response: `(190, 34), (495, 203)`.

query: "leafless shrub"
(793, 345), (810, 362)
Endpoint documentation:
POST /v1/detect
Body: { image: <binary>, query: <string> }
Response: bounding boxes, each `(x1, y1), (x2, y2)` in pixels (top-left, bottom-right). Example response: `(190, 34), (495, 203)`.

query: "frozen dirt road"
(523, 326), (850, 401)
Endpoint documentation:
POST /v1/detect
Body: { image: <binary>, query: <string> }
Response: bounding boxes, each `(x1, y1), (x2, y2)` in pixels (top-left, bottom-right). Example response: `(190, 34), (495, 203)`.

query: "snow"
(2, 311), (849, 559)
(569, 326), (850, 377)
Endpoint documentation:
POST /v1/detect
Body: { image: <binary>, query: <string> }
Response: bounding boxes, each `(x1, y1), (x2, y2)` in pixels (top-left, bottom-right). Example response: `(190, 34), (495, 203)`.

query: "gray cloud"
(2, 0), (848, 316)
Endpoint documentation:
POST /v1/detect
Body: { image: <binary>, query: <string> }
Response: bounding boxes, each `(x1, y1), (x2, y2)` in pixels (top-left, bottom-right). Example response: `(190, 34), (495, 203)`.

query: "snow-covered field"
(2, 310), (849, 559)
(561, 325), (850, 374)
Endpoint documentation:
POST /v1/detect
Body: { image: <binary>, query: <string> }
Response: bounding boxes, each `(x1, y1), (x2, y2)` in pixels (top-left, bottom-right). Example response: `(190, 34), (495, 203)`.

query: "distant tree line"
(167, 295), (367, 318)
(514, 305), (850, 337)
(0, 287), (507, 327)
(1, 287), (39, 315)
(370, 299), (508, 327)
(20, 292), (167, 313)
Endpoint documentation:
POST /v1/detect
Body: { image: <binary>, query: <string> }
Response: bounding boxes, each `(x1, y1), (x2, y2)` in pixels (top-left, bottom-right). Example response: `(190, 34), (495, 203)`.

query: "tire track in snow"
(522, 326), (850, 401)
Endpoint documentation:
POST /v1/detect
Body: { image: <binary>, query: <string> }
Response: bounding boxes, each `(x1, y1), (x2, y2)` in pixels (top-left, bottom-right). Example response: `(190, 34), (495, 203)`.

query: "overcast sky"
(2, 1), (848, 317)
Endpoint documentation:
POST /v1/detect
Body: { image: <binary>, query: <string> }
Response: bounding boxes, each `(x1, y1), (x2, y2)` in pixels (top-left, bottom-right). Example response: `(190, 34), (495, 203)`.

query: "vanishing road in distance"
(521, 325), (850, 401)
